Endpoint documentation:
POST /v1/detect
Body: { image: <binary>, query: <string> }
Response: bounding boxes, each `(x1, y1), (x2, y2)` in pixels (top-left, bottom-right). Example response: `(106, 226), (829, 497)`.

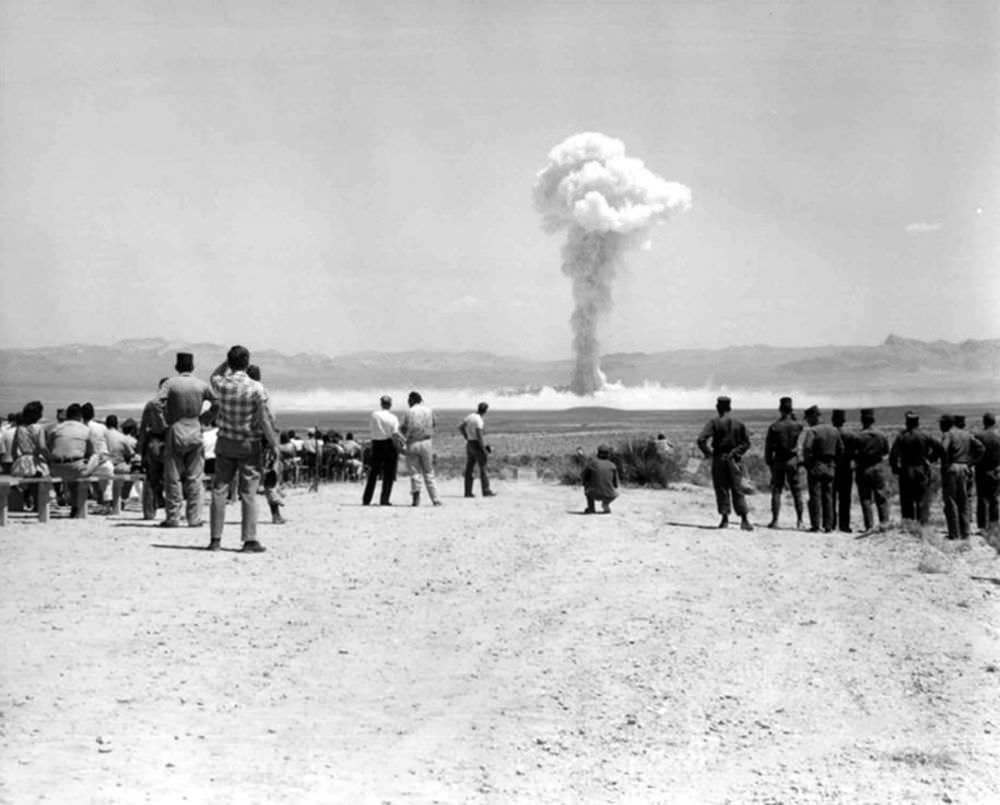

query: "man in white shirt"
(460, 401), (495, 498)
(362, 395), (401, 506)
(400, 390), (441, 507)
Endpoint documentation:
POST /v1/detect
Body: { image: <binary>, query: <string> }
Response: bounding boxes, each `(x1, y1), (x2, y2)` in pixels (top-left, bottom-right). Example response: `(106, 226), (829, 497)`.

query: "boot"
(718, 514), (729, 529)
(412, 491), (421, 507)
(740, 515), (754, 532)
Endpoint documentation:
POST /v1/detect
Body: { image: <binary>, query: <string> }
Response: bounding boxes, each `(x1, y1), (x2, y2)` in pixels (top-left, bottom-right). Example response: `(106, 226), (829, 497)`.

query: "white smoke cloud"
(905, 221), (943, 234)
(256, 381), (956, 413)
(533, 133), (692, 395)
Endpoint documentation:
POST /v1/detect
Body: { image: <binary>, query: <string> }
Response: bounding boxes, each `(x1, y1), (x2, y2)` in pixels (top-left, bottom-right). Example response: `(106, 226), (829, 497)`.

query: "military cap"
(860, 408), (875, 419)
(597, 444), (611, 458)
(831, 408), (846, 424)
(175, 351), (194, 372)
(939, 413), (953, 427)
(904, 411), (919, 426)
(716, 396), (732, 412)
(804, 405), (820, 418)
(953, 414), (966, 428)
(779, 396), (793, 410)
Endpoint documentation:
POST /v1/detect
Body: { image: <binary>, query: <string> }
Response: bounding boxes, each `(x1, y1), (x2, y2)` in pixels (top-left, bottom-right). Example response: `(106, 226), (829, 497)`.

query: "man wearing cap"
(157, 352), (217, 528)
(696, 396), (753, 530)
(764, 396), (804, 529)
(801, 405), (843, 532)
(889, 411), (942, 525)
(831, 409), (856, 533)
(362, 395), (401, 506)
(975, 413), (1000, 531)
(400, 390), (441, 507)
(853, 408), (890, 532)
(460, 401), (495, 499)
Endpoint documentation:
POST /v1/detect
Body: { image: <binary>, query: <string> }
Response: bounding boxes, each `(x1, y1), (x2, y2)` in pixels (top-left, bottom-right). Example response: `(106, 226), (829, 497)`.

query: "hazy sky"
(2, 0), (997, 359)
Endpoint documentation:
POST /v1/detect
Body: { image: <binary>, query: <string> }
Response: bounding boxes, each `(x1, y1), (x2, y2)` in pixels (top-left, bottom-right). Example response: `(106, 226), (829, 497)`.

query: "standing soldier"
(801, 405), (843, 533)
(975, 412), (1000, 532)
(764, 396), (804, 530)
(941, 413), (985, 539)
(888, 411), (941, 525)
(696, 396), (754, 531)
(831, 409), (855, 533)
(854, 408), (890, 533)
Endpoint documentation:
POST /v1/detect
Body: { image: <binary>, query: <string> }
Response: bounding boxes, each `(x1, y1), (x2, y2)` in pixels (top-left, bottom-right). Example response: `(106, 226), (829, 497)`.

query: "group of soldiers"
(697, 395), (1000, 539)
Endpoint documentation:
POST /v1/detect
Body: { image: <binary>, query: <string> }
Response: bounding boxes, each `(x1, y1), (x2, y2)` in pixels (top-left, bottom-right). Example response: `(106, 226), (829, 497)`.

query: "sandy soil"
(2, 477), (999, 804)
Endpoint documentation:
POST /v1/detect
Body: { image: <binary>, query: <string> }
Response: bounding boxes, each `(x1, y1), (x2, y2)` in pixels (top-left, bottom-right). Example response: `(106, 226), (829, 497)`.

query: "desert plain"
(1, 470), (999, 804)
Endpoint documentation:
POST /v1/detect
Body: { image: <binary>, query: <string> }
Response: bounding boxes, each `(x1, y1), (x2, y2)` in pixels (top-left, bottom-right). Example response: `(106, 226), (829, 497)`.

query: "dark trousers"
(141, 451), (165, 519)
(711, 455), (747, 517)
(362, 439), (398, 505)
(856, 463), (889, 530)
(833, 462), (853, 531)
(976, 468), (999, 528)
(898, 465), (931, 524)
(769, 459), (803, 523)
(464, 441), (492, 496)
(807, 462), (836, 531)
(943, 464), (971, 539)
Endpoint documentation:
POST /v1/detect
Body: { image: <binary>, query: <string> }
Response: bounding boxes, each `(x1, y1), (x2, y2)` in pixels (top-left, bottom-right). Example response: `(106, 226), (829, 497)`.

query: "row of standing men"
(697, 396), (1000, 538)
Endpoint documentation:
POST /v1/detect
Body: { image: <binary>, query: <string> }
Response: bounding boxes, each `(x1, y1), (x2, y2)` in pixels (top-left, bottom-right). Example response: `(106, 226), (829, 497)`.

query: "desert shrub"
(614, 438), (683, 488)
(555, 439), (682, 488)
(739, 452), (770, 494)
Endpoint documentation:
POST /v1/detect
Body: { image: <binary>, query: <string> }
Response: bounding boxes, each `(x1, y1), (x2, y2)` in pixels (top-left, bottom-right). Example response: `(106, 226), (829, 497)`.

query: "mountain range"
(1, 335), (998, 407)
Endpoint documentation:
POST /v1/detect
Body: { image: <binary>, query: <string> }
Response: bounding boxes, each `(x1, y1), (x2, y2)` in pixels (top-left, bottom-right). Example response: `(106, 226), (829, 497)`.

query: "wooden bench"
(0, 473), (146, 525)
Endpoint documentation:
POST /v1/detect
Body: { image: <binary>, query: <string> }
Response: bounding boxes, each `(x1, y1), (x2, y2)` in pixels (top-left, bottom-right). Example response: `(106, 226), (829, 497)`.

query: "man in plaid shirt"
(209, 345), (279, 553)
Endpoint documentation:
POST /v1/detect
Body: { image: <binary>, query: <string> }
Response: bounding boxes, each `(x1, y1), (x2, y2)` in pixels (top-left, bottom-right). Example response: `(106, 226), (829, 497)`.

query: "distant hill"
(1, 334), (997, 407)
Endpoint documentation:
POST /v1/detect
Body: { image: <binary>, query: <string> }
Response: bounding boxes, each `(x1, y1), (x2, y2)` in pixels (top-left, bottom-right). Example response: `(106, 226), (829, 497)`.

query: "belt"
(51, 456), (85, 464)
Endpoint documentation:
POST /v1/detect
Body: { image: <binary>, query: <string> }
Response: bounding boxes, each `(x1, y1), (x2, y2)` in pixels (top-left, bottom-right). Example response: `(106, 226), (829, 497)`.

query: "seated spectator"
(46, 403), (99, 518)
(0, 413), (16, 473)
(11, 401), (50, 512)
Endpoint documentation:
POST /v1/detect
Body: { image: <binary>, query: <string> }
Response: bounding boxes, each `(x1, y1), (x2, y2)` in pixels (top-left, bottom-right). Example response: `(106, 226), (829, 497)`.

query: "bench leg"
(0, 485), (8, 527)
(37, 481), (51, 523)
(111, 479), (124, 515)
(76, 483), (89, 519)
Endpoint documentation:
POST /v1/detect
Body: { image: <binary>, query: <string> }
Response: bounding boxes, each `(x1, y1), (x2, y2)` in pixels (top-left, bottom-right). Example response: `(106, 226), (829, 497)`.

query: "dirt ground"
(2, 477), (999, 804)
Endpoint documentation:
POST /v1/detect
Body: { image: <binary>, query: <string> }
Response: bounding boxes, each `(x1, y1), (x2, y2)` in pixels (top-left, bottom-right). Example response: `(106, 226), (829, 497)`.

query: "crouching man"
(582, 445), (620, 514)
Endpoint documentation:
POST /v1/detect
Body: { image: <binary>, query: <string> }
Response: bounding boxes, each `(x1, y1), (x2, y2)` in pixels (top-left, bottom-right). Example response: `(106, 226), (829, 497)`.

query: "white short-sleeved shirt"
(462, 412), (484, 442)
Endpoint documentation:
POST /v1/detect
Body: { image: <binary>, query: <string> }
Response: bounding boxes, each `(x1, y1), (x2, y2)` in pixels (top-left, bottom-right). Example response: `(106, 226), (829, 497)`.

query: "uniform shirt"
(942, 429), (986, 467)
(764, 416), (802, 464)
(835, 428), (857, 467)
(696, 414), (750, 459)
(370, 409), (400, 441)
(460, 412), (485, 443)
(802, 423), (843, 465)
(402, 403), (436, 443)
(889, 428), (942, 471)
(211, 369), (273, 443)
(853, 427), (889, 468)
(976, 426), (1000, 470)
(139, 396), (168, 438)
(47, 420), (98, 462)
(159, 373), (216, 426)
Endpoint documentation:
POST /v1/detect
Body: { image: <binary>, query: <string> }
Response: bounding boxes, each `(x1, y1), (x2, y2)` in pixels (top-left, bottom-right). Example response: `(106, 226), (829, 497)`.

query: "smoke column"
(533, 132), (692, 395)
